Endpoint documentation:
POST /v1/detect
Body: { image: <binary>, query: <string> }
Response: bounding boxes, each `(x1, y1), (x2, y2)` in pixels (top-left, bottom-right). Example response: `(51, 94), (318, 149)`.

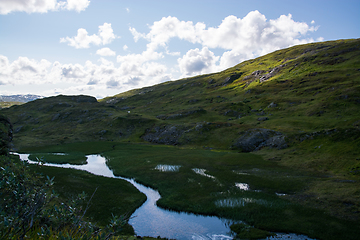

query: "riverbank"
(19, 141), (360, 240)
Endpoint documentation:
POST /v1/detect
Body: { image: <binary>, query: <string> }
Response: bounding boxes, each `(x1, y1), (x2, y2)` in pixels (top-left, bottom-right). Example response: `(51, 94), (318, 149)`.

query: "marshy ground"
(23, 141), (360, 240)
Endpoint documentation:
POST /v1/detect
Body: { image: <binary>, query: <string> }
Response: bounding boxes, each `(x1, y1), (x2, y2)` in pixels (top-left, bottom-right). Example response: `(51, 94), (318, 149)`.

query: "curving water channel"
(16, 153), (314, 240)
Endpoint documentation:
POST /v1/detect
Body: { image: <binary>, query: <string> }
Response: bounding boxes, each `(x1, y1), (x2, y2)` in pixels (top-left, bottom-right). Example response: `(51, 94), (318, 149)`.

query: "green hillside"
(1, 39), (360, 238)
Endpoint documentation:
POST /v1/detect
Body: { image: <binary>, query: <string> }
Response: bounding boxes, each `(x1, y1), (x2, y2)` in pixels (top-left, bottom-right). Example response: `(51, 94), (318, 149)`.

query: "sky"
(0, 0), (359, 99)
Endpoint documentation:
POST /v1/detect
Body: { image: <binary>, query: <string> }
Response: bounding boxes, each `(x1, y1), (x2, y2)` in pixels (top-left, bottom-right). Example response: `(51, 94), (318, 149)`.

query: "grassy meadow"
(2, 39), (359, 239)
(24, 141), (360, 240)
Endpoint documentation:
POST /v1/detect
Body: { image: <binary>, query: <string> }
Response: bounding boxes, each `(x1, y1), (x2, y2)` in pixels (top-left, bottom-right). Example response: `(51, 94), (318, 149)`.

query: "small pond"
(16, 153), (315, 240)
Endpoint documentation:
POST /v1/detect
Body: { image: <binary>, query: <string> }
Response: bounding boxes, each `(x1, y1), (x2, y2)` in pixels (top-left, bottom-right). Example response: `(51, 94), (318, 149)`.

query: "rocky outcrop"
(142, 125), (189, 145)
(259, 65), (286, 83)
(231, 128), (287, 152)
(156, 109), (206, 120)
(223, 73), (243, 85)
(243, 64), (286, 85)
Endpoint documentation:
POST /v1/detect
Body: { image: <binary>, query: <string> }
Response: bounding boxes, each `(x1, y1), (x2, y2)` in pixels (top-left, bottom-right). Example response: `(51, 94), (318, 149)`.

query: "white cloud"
(0, 54), (171, 98)
(60, 23), (117, 49)
(0, 0), (90, 14)
(0, 55), (52, 84)
(96, 47), (116, 56)
(178, 47), (219, 77)
(126, 7), (129, 13)
(131, 11), (320, 76)
(62, 0), (90, 12)
(1, 11), (322, 98)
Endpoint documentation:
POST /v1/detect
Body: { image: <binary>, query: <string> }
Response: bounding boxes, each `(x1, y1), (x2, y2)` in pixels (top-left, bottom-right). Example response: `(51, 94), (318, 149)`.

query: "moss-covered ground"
(24, 141), (360, 240)
(3, 39), (360, 239)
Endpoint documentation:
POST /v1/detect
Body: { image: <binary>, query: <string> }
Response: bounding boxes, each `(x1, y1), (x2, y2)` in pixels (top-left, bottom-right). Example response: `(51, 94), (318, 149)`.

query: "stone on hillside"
(232, 128), (287, 152)
(223, 73), (243, 85)
(260, 64), (286, 83)
(257, 117), (269, 121)
(252, 70), (265, 77)
(142, 125), (189, 145)
(208, 79), (215, 84)
(267, 102), (278, 108)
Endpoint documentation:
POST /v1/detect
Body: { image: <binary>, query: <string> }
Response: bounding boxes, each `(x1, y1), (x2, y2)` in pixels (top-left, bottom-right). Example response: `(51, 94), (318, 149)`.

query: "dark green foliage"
(1, 39), (360, 239)
(0, 115), (13, 155)
(30, 164), (146, 228)
(230, 223), (274, 239)
(0, 154), (132, 239)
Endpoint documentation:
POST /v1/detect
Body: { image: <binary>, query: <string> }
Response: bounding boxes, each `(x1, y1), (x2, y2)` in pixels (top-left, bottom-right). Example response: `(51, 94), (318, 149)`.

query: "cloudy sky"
(1, 0), (359, 99)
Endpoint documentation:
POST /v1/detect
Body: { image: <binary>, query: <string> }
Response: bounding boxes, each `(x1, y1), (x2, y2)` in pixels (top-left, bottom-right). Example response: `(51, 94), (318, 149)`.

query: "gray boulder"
(267, 102), (278, 108)
(142, 125), (188, 145)
(232, 128), (288, 152)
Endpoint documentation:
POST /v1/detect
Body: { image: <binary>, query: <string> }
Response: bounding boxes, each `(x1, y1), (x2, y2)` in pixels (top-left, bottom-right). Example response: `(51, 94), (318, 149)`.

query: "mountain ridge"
(1, 39), (359, 152)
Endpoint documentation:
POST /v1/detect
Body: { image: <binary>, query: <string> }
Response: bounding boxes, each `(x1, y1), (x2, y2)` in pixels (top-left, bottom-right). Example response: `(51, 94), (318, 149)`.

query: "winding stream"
(16, 153), (314, 240)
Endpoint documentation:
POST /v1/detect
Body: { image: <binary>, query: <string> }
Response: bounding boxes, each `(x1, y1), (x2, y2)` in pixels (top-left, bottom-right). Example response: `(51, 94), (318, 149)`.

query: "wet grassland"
(24, 142), (360, 240)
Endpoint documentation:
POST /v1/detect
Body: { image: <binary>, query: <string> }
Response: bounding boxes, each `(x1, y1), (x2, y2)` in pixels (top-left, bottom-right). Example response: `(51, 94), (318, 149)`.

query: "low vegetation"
(1, 39), (360, 239)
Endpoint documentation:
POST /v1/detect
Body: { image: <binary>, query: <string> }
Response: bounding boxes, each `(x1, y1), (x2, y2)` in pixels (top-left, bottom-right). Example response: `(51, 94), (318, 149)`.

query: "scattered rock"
(260, 65), (286, 83)
(119, 106), (135, 110)
(223, 73), (243, 85)
(252, 70), (265, 77)
(232, 128), (288, 152)
(267, 102), (278, 108)
(156, 109), (206, 120)
(142, 125), (189, 145)
(257, 117), (269, 121)
(256, 111), (266, 116)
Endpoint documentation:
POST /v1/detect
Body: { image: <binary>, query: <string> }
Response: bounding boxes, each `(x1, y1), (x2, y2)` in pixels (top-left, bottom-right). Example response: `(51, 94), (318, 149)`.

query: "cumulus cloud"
(62, 0), (90, 12)
(0, 55), (52, 84)
(60, 23), (117, 49)
(2, 11), (321, 97)
(0, 54), (171, 98)
(96, 47), (116, 56)
(0, 0), (90, 14)
(130, 11), (319, 77)
(178, 47), (219, 76)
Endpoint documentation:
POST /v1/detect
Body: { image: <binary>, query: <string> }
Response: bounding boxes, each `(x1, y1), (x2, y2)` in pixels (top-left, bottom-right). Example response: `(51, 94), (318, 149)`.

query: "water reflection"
(235, 183), (250, 191)
(17, 153), (233, 240)
(17, 153), (315, 240)
(192, 168), (216, 179)
(155, 164), (181, 172)
(215, 198), (270, 208)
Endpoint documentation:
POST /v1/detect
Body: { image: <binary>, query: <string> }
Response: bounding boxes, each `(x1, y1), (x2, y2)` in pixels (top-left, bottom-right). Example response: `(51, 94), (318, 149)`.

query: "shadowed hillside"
(2, 39), (359, 152)
(1, 39), (360, 226)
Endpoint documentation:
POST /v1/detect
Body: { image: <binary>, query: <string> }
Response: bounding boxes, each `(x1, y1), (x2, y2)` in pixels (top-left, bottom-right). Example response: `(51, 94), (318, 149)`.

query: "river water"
(16, 153), (315, 240)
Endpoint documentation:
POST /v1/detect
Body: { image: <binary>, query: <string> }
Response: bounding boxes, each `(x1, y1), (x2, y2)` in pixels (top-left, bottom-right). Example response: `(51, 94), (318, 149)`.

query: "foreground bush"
(0, 154), (126, 240)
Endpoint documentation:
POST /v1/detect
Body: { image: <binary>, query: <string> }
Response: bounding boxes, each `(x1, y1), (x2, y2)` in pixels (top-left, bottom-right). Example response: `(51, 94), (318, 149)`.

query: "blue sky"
(0, 0), (359, 99)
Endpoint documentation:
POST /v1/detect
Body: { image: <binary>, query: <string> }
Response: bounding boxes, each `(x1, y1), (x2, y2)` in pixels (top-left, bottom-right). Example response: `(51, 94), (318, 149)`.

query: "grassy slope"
(3, 39), (358, 173)
(0, 101), (23, 108)
(1, 39), (360, 237)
